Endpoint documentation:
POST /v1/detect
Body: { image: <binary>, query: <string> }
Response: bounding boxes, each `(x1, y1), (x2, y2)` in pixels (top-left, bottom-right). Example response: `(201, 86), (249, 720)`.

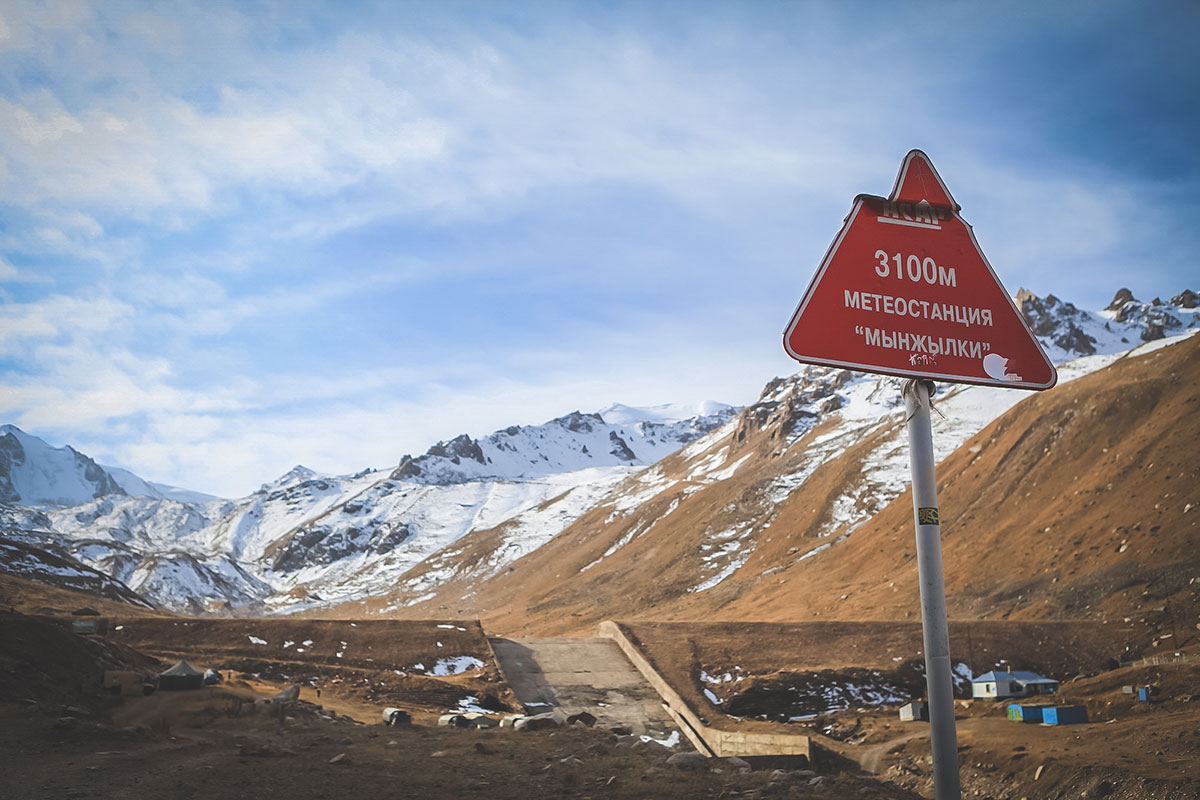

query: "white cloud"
(1, 1), (1194, 497)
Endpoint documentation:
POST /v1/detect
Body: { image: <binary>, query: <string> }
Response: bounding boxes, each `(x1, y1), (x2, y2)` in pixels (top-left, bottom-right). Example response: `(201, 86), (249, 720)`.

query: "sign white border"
(782, 151), (1057, 391)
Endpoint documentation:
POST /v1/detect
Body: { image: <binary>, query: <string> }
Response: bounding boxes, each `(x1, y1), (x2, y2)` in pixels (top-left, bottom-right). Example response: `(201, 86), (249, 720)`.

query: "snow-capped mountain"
(0, 423), (214, 508)
(331, 288), (1198, 627)
(1, 403), (736, 613)
(391, 406), (737, 485)
(2, 288), (1195, 619)
(0, 424), (126, 507)
(102, 465), (220, 505)
(599, 401), (735, 425)
(1015, 287), (1198, 362)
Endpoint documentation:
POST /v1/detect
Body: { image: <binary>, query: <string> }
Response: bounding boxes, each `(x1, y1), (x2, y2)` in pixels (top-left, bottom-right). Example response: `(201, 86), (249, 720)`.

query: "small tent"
(159, 660), (204, 690)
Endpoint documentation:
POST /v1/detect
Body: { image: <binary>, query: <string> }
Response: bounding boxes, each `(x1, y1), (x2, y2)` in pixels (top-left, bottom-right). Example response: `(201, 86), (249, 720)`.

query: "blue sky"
(1, 0), (1197, 497)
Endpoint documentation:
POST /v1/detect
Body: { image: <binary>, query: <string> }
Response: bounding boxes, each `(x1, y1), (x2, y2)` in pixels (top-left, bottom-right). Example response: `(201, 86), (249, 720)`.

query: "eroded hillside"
(356, 335), (1198, 647)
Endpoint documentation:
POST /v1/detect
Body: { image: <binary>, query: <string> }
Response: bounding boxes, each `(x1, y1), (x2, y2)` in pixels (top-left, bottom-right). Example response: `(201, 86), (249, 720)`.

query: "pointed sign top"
(890, 149), (959, 211)
(782, 150), (1056, 390)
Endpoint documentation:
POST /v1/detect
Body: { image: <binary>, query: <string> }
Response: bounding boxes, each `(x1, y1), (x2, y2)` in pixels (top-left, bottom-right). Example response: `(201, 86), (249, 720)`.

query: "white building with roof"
(971, 670), (1059, 699)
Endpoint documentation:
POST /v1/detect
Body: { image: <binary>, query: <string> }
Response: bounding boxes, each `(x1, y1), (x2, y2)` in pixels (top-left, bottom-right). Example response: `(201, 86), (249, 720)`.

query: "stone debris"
(566, 711), (597, 727)
(514, 710), (567, 731)
(666, 751), (709, 771)
(438, 712), (499, 729)
(328, 753), (350, 765)
(272, 684), (301, 703)
(381, 707), (412, 726)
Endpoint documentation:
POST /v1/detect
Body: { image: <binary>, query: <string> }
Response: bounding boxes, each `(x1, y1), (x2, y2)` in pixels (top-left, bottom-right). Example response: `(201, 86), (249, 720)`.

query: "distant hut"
(972, 670), (1059, 699)
(159, 660), (204, 690)
(899, 701), (929, 722)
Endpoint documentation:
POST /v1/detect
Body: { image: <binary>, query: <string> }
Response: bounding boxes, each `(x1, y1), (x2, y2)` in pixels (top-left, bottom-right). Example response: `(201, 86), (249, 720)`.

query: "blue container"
(1007, 704), (1044, 723)
(1042, 706), (1088, 725)
(1138, 687), (1150, 702)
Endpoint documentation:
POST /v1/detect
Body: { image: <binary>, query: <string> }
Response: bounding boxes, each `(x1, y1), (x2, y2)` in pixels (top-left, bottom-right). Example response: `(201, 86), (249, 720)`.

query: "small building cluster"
(1006, 703), (1088, 725)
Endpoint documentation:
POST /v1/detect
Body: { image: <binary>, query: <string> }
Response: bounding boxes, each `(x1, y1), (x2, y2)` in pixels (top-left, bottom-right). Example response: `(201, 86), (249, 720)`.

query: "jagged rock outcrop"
(270, 517), (412, 573)
(732, 367), (855, 452)
(426, 434), (486, 465)
(1104, 288), (1192, 340)
(608, 431), (637, 461)
(1015, 289), (1097, 356)
(1172, 289), (1198, 309)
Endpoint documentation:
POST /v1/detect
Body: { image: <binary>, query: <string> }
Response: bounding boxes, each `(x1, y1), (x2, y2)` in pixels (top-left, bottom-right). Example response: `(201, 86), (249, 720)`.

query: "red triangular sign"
(783, 150), (1056, 390)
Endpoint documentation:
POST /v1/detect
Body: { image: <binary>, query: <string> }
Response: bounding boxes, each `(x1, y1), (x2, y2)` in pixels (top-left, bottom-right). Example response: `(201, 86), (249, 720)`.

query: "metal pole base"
(903, 379), (961, 800)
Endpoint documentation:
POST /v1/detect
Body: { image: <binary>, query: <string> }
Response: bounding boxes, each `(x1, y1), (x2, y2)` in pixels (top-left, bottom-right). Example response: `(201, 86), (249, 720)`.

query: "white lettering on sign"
(855, 326), (991, 359)
(844, 290), (993, 328)
(873, 251), (957, 287)
(876, 201), (946, 230)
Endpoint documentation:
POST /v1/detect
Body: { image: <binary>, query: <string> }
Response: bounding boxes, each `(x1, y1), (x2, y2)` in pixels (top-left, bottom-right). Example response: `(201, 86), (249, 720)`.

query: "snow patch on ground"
(430, 656), (485, 676)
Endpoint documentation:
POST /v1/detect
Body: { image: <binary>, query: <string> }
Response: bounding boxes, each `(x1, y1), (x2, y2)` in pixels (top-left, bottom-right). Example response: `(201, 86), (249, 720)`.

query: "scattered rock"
(666, 751), (709, 771)
(328, 753), (350, 765)
(567, 711), (597, 727)
(725, 757), (751, 770)
(1035, 764), (1045, 780)
(273, 685), (300, 703)
(608, 725), (633, 736)
(515, 710), (566, 731)
(382, 707), (412, 726)
(1172, 289), (1198, 308)
(459, 712), (499, 729)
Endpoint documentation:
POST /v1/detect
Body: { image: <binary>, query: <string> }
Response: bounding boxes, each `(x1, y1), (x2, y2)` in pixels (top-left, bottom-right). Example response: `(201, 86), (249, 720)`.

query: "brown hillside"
(721, 336), (1200, 645)
(0, 572), (168, 618)
(344, 336), (1198, 648)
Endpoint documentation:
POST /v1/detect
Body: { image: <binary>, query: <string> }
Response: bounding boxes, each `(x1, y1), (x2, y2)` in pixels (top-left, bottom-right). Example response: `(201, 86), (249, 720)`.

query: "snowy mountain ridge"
(391, 406), (737, 485)
(1, 288), (1195, 616)
(0, 401), (735, 613)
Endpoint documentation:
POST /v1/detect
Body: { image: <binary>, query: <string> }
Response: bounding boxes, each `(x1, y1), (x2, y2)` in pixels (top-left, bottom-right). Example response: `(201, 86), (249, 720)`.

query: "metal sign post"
(903, 379), (960, 800)
(781, 150), (1058, 800)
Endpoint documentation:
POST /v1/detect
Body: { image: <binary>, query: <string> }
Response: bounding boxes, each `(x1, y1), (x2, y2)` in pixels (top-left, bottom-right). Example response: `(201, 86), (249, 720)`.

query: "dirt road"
(489, 637), (680, 738)
(858, 728), (928, 774)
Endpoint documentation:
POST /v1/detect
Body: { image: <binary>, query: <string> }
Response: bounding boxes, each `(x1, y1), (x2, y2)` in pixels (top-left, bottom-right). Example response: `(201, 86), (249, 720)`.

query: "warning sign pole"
(903, 378), (960, 800)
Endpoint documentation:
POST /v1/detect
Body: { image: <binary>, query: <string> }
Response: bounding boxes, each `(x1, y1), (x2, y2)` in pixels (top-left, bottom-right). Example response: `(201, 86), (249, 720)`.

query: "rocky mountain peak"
(734, 366), (857, 452)
(1103, 287), (1196, 341)
(555, 411), (605, 434)
(1016, 287), (1198, 362)
(0, 425), (126, 507)
(426, 434), (486, 465)
(1106, 288), (1136, 311)
(1172, 289), (1198, 309)
(1015, 288), (1098, 356)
